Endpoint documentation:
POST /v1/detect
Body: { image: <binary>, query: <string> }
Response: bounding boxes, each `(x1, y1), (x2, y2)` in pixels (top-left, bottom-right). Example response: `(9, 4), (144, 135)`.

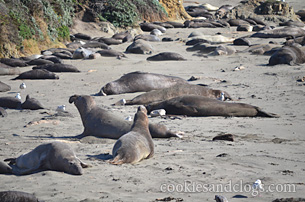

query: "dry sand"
(1, 0), (305, 201)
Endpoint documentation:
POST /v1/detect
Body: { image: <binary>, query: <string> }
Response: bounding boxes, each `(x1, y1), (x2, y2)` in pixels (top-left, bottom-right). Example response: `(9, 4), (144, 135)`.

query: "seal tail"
(256, 107), (280, 118)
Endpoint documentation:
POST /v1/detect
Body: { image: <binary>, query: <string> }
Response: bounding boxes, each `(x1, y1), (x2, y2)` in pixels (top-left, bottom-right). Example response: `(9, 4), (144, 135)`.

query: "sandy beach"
(1, 0), (305, 201)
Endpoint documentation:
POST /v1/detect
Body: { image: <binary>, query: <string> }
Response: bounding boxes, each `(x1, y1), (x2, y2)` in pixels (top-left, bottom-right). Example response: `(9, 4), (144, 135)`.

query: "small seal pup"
(145, 95), (279, 118)
(110, 106), (154, 164)
(5, 141), (88, 175)
(69, 95), (182, 138)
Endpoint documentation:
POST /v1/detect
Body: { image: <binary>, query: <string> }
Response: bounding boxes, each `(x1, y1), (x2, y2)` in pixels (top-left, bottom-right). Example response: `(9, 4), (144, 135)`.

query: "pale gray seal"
(0, 63), (21, 75)
(69, 95), (182, 138)
(145, 95), (279, 118)
(268, 45), (305, 66)
(125, 39), (153, 54)
(251, 27), (305, 38)
(147, 52), (186, 61)
(12, 69), (59, 80)
(96, 49), (126, 58)
(110, 106), (154, 164)
(0, 191), (41, 202)
(5, 141), (88, 175)
(116, 84), (231, 105)
(0, 81), (11, 92)
(97, 71), (187, 96)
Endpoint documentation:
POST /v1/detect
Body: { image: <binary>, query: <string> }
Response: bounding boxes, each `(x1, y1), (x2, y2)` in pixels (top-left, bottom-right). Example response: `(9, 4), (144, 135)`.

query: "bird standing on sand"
(56, 105), (66, 112)
(15, 93), (21, 100)
(19, 82), (26, 89)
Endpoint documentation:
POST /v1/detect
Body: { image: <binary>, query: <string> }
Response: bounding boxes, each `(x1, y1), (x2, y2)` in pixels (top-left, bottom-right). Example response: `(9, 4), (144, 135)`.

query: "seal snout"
(69, 95), (79, 104)
(138, 105), (148, 114)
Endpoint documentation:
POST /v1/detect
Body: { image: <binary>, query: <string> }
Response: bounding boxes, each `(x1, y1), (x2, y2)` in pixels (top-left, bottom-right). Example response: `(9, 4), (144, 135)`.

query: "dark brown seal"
(118, 84), (231, 105)
(145, 95), (279, 118)
(32, 63), (80, 72)
(110, 106), (154, 164)
(0, 97), (22, 109)
(0, 191), (41, 202)
(69, 95), (182, 138)
(0, 160), (12, 173)
(97, 71), (188, 96)
(268, 45), (305, 66)
(21, 95), (44, 110)
(12, 69), (59, 80)
(147, 52), (186, 61)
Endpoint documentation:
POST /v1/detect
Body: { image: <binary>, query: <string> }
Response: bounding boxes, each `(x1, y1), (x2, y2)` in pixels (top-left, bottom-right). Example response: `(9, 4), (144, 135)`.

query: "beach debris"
(216, 153), (228, 157)
(56, 105), (66, 112)
(15, 93), (21, 100)
(217, 92), (225, 101)
(19, 82), (26, 89)
(212, 134), (234, 141)
(0, 107), (7, 117)
(150, 109), (166, 117)
(25, 119), (60, 127)
(215, 195), (229, 202)
(155, 197), (183, 201)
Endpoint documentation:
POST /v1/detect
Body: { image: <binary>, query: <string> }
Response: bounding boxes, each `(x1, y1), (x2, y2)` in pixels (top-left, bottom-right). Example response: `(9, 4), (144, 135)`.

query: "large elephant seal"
(5, 141), (88, 175)
(116, 84), (231, 105)
(0, 97), (22, 109)
(110, 106), (154, 164)
(97, 71), (187, 96)
(0, 63), (20, 75)
(145, 95), (279, 118)
(268, 45), (305, 66)
(0, 191), (41, 202)
(251, 27), (305, 38)
(33, 63), (80, 72)
(69, 95), (182, 138)
(12, 69), (59, 80)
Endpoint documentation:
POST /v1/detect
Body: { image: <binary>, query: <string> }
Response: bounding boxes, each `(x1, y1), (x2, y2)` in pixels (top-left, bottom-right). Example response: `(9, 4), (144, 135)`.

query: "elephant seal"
(74, 33), (91, 40)
(0, 63), (21, 75)
(251, 27), (305, 38)
(268, 45), (305, 66)
(26, 58), (54, 66)
(33, 63), (80, 72)
(0, 58), (28, 67)
(110, 106), (154, 164)
(5, 141), (88, 175)
(145, 95), (279, 118)
(125, 39), (153, 54)
(147, 52), (186, 61)
(12, 69), (59, 80)
(134, 34), (161, 42)
(69, 95), (182, 138)
(72, 47), (93, 59)
(98, 37), (122, 46)
(0, 97), (22, 109)
(82, 41), (110, 49)
(0, 160), (12, 173)
(97, 71), (187, 96)
(0, 81), (11, 92)
(96, 49), (126, 58)
(117, 84), (231, 105)
(0, 191), (41, 202)
(21, 95), (44, 110)
(140, 23), (166, 33)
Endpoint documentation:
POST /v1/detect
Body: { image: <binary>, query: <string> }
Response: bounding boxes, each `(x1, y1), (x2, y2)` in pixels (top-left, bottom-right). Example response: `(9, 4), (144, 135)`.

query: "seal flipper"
(255, 107), (279, 118)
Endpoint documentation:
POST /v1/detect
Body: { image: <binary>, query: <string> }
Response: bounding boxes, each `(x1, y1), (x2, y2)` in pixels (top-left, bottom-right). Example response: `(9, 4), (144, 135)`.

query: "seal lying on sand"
(12, 69), (59, 80)
(110, 106), (154, 164)
(69, 95), (182, 138)
(0, 81), (11, 92)
(5, 141), (88, 175)
(0, 191), (42, 202)
(97, 71), (187, 96)
(147, 52), (186, 61)
(145, 95), (279, 118)
(21, 95), (44, 110)
(0, 97), (22, 109)
(251, 27), (305, 38)
(33, 63), (80, 72)
(0, 63), (20, 75)
(268, 45), (305, 66)
(114, 84), (231, 105)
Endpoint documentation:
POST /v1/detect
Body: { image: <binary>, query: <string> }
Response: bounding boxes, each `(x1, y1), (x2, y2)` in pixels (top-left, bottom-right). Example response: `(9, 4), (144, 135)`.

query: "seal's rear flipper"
(256, 108), (280, 118)
(4, 158), (16, 165)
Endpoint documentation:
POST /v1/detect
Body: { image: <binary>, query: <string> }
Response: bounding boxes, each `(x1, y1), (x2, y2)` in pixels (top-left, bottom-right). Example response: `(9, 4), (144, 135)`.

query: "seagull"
(125, 116), (133, 121)
(56, 105), (66, 112)
(217, 92), (225, 101)
(19, 83), (26, 89)
(253, 179), (263, 190)
(15, 93), (21, 100)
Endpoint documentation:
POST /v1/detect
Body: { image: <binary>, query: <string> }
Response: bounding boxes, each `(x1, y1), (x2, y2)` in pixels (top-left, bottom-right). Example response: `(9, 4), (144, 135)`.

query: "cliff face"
(0, 0), (189, 58)
(0, 0), (75, 58)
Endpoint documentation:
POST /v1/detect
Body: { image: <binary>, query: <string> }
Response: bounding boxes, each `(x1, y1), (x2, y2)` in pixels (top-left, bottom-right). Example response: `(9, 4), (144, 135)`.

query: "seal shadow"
(87, 153), (113, 161)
